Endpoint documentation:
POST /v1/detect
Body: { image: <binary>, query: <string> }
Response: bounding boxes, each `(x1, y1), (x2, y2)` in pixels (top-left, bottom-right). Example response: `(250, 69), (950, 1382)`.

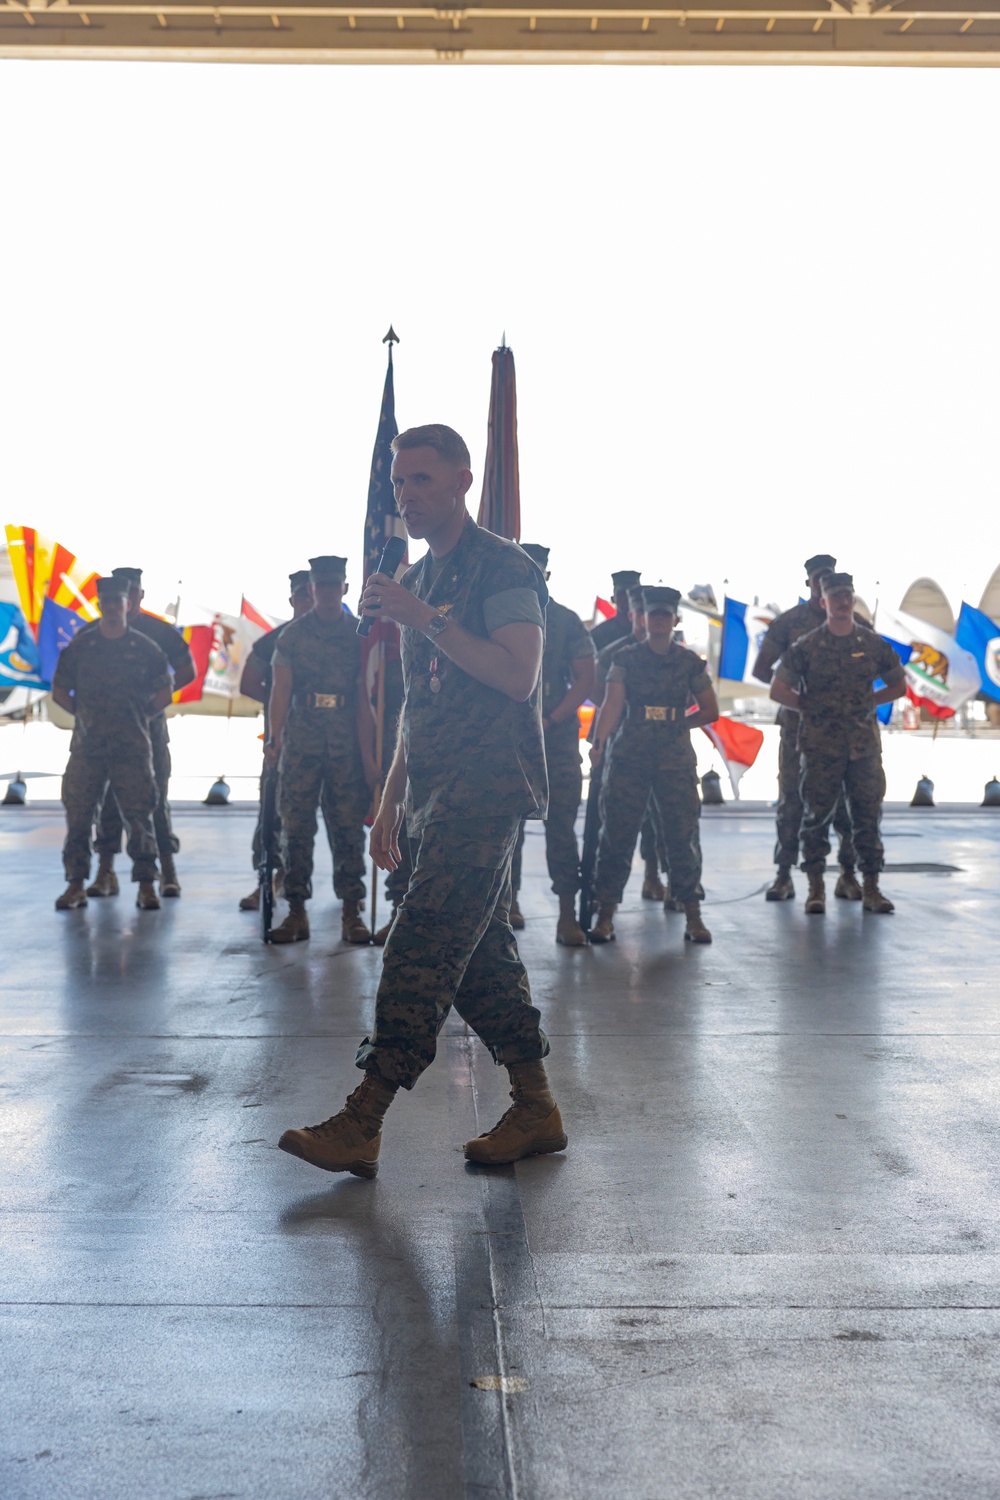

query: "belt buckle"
(645, 705), (668, 722)
(313, 693), (340, 709)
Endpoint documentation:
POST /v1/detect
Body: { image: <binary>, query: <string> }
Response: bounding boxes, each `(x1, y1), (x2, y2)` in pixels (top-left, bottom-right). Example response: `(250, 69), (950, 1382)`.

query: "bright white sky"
(1, 61), (998, 628)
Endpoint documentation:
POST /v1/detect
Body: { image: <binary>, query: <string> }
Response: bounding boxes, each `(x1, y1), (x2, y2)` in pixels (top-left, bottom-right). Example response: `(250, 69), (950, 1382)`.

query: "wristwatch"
(425, 611), (450, 640)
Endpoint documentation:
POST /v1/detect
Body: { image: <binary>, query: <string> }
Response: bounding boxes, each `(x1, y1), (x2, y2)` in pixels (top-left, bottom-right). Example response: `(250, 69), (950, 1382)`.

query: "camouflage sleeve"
(774, 640), (805, 687)
(481, 547), (548, 632)
(875, 637), (906, 684)
(689, 658), (712, 695)
(483, 588), (545, 631)
(52, 640), (77, 691)
(567, 610), (597, 662)
(760, 614), (791, 659)
(145, 643), (172, 696)
(606, 662), (627, 684)
(162, 629), (195, 679)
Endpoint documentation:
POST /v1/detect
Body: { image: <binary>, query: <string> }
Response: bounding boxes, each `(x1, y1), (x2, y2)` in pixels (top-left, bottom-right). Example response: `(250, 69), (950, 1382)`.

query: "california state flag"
(702, 716), (765, 798)
(876, 607), (981, 719)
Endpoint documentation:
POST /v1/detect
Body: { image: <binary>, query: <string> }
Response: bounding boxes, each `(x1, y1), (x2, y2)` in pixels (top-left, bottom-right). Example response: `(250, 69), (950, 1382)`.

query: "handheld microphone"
(357, 535), (407, 637)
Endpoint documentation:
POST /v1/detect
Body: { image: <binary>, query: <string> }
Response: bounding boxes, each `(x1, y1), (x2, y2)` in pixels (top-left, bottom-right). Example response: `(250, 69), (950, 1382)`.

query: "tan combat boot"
(683, 900), (712, 943)
(835, 867), (863, 901)
(509, 896), (525, 930)
(556, 894), (587, 947)
(56, 880), (88, 911)
(271, 897), (310, 944)
(86, 857), (119, 898)
(464, 1060), (568, 1165)
(641, 861), (666, 902)
(136, 881), (161, 910)
(372, 904), (399, 947)
(589, 903), (617, 943)
(239, 887), (260, 912)
(766, 866), (795, 902)
(341, 900), (372, 945)
(862, 875), (895, 914)
(804, 873), (826, 915)
(159, 853), (181, 899)
(278, 1073), (397, 1178)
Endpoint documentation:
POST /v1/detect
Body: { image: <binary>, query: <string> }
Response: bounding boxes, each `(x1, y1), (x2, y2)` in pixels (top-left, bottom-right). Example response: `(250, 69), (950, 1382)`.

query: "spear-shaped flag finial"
(382, 325), (399, 346)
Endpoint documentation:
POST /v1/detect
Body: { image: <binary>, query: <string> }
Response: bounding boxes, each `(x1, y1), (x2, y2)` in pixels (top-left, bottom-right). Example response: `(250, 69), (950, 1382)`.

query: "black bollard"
(1, 773), (27, 806)
(910, 775), (935, 808)
(204, 775), (231, 807)
(701, 769), (724, 805)
(982, 777), (1000, 809)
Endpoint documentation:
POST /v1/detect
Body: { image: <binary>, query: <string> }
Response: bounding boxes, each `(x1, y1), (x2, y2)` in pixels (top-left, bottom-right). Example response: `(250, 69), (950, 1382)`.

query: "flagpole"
(371, 642), (386, 936)
(367, 326), (400, 940)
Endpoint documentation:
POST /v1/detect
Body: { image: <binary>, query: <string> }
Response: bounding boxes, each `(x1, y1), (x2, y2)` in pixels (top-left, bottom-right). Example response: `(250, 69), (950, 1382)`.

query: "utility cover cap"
(643, 586), (681, 614)
(804, 554), (836, 578)
(309, 556), (348, 583)
(521, 544), (550, 570)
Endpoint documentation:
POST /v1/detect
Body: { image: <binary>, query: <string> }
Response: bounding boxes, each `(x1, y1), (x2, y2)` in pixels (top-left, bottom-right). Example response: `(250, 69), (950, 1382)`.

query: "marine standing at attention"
(589, 586), (719, 947)
(86, 566), (195, 901)
(237, 567), (314, 913)
(509, 543), (595, 947)
(752, 554), (862, 903)
(589, 569), (642, 653)
(52, 575), (173, 912)
(265, 555), (378, 946)
(770, 572), (905, 916)
(278, 424), (565, 1179)
(593, 581), (674, 906)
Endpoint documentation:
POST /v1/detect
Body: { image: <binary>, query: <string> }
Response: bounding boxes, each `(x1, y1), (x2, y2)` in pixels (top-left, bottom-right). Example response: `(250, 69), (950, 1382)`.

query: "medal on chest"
(429, 656), (441, 694)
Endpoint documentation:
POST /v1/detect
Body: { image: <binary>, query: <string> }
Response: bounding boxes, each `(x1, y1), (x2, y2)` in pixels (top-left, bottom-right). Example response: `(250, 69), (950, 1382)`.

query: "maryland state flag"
(361, 331), (407, 694)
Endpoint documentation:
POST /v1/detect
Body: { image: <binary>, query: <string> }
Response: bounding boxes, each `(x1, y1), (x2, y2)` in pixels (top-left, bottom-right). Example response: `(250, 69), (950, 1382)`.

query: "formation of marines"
(48, 431), (906, 1178)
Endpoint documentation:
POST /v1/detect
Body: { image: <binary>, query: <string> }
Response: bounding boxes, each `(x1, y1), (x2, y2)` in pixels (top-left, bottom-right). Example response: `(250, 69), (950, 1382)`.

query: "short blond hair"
(391, 424), (471, 469)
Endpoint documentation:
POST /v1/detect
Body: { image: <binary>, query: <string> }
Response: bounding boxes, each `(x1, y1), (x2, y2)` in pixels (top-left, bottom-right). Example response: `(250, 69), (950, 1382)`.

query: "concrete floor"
(2, 800), (999, 1499)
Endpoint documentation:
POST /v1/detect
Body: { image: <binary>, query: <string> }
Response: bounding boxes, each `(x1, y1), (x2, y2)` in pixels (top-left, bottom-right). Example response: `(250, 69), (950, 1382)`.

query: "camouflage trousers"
(639, 801), (665, 871)
(356, 816), (550, 1090)
(800, 749), (886, 876)
(511, 734), (583, 898)
(278, 742), (369, 903)
(595, 752), (702, 905)
(249, 761), (353, 875)
(63, 742), (159, 883)
(94, 713), (178, 860)
(775, 720), (856, 870)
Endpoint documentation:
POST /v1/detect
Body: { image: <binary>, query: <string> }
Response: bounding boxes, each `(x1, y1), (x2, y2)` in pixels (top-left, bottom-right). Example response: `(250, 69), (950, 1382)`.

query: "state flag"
(702, 716), (765, 799)
(718, 597), (778, 685)
(876, 606), (981, 719)
(0, 602), (45, 687)
(37, 598), (87, 684)
(955, 602), (1000, 704)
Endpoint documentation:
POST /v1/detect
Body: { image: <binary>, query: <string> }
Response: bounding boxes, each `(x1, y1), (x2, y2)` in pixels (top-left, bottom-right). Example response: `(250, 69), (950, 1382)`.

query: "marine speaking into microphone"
(357, 536), (407, 637)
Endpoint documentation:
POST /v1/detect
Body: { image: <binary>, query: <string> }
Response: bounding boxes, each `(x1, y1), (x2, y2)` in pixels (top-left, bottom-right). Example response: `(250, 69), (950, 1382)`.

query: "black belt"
(640, 705), (684, 722)
(299, 693), (346, 710)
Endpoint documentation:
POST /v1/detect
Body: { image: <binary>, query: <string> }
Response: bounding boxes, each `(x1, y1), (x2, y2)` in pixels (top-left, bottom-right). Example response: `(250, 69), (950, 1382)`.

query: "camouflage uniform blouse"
(399, 518), (548, 835)
(761, 599), (864, 726)
(541, 597), (595, 749)
(776, 624), (904, 759)
(53, 629), (171, 752)
(272, 610), (362, 760)
(606, 641), (711, 770)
